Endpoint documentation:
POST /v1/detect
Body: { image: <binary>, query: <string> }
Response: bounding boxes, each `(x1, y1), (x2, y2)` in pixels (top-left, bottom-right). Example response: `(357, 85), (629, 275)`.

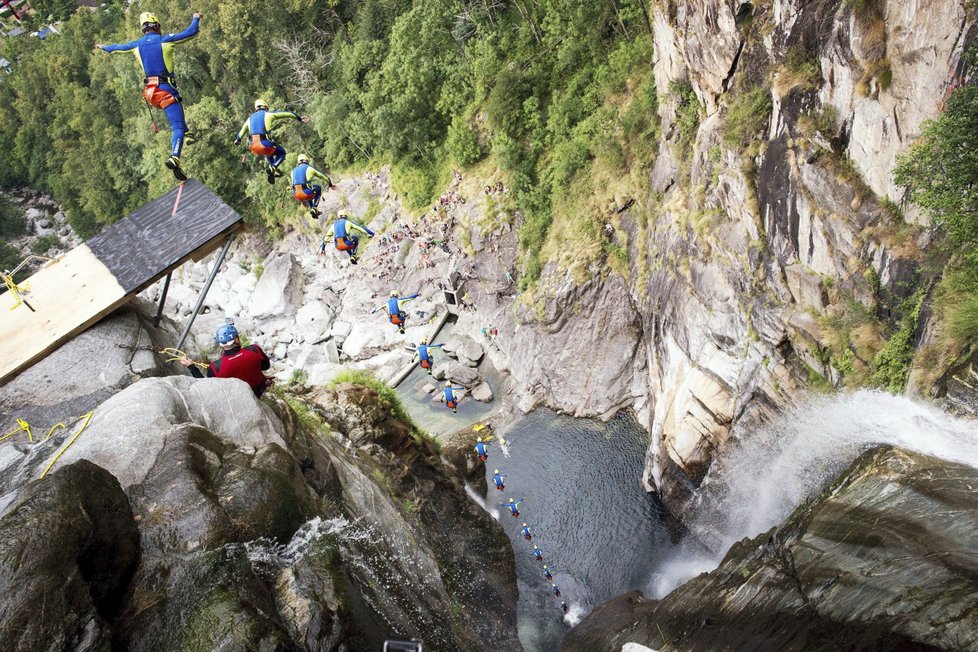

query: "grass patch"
(671, 80), (701, 160)
(818, 299), (886, 386)
(722, 86), (772, 151)
(330, 369), (414, 426)
(289, 368), (309, 386)
(774, 44), (821, 98)
(253, 262), (265, 280)
(871, 289), (924, 393)
(31, 234), (61, 255)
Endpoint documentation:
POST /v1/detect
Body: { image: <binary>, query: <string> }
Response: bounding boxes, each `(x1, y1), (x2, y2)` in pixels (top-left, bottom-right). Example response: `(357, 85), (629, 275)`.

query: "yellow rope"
(0, 418), (32, 444)
(39, 412), (94, 479)
(45, 423), (67, 440)
(159, 347), (208, 369)
(1, 272), (29, 311)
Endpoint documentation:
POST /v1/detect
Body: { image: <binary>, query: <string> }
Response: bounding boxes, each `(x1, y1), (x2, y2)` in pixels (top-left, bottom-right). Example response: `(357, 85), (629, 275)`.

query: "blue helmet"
(216, 323), (238, 345)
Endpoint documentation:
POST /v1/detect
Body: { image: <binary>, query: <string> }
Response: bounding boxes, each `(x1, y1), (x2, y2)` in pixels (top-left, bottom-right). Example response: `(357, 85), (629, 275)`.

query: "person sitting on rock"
(290, 153), (335, 219)
(374, 290), (419, 334)
(551, 583), (561, 598)
(531, 544), (543, 560)
(521, 523), (533, 541)
(179, 322), (272, 397)
(473, 435), (489, 460)
(501, 496), (525, 518)
(330, 212), (374, 264)
(543, 564), (556, 580)
(492, 469), (507, 491)
(412, 337), (444, 374)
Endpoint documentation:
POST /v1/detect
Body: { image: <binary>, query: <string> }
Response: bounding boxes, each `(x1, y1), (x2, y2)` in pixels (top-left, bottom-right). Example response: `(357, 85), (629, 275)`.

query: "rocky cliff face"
(562, 446), (978, 651)
(492, 0), (975, 510)
(0, 314), (521, 651)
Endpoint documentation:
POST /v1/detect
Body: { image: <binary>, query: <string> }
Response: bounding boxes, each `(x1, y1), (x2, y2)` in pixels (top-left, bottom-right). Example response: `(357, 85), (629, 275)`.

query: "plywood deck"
(0, 180), (243, 384)
(0, 245), (126, 381)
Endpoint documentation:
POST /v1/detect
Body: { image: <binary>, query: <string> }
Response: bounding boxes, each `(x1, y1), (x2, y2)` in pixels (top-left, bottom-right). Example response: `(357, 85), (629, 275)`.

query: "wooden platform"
(0, 181), (242, 383)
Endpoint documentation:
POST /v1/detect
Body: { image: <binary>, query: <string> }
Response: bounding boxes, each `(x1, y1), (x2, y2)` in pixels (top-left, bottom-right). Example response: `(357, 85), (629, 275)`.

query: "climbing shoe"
(184, 130), (198, 146)
(265, 165), (276, 185)
(308, 207), (320, 220)
(166, 156), (187, 181)
(399, 327), (406, 335)
(349, 255), (359, 265)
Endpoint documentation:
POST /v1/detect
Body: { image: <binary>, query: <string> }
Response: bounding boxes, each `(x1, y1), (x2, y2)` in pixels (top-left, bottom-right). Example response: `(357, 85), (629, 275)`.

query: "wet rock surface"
(0, 460), (139, 652)
(563, 447), (978, 651)
(0, 375), (520, 651)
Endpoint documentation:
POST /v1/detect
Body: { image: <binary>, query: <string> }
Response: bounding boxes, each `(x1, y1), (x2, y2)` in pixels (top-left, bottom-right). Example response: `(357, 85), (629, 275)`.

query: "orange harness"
(293, 184), (316, 201)
(142, 76), (179, 109)
(249, 134), (276, 157)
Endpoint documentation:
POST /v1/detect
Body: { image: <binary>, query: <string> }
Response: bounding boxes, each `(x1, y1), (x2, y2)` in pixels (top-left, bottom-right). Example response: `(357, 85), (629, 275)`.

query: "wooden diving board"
(0, 180), (242, 384)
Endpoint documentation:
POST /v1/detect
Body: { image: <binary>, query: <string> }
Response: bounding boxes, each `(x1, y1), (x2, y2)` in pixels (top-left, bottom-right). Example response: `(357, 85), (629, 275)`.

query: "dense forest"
(0, 0), (975, 357)
(0, 0), (658, 289)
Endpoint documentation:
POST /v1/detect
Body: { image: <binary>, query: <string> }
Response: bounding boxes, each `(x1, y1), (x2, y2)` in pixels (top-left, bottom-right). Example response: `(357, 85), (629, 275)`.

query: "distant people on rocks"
(521, 523), (533, 541)
(375, 290), (419, 334)
(290, 153), (335, 219)
(235, 98), (308, 184)
(412, 337), (443, 374)
(543, 564), (556, 580)
(561, 601), (569, 614)
(327, 212), (374, 264)
(443, 383), (464, 414)
(474, 436), (490, 461)
(532, 544), (543, 560)
(179, 321), (272, 397)
(551, 584), (561, 598)
(95, 11), (202, 181)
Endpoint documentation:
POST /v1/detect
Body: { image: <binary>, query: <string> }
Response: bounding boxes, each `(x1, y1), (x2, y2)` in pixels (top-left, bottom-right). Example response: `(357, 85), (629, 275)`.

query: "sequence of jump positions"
(477, 438), (570, 615)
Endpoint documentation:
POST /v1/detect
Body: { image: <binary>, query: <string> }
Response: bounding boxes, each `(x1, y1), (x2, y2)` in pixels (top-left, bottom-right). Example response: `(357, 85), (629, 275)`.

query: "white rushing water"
(650, 390), (978, 597)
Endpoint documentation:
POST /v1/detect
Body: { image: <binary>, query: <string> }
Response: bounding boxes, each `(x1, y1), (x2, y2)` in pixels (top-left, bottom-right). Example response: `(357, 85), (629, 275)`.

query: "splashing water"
(236, 516), (355, 571)
(465, 482), (500, 519)
(650, 390), (978, 596)
(562, 602), (586, 627)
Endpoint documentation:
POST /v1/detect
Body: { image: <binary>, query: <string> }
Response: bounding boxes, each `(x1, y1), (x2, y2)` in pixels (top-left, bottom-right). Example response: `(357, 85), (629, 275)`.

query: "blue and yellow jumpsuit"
(378, 294), (419, 330)
(332, 217), (374, 258)
(237, 109), (302, 170)
(290, 163), (332, 208)
(100, 16), (199, 161)
(412, 342), (444, 371)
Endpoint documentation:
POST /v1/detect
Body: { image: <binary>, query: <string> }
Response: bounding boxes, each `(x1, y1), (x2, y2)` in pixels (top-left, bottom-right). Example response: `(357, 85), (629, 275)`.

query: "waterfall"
(650, 390), (978, 597)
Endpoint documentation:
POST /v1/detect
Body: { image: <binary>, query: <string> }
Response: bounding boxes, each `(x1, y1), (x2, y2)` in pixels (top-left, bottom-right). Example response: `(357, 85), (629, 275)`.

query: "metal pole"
(175, 234), (235, 351)
(154, 272), (171, 327)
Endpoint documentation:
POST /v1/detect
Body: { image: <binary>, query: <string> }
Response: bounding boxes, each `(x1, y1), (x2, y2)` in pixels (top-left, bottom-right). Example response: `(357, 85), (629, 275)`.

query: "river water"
(487, 410), (671, 652)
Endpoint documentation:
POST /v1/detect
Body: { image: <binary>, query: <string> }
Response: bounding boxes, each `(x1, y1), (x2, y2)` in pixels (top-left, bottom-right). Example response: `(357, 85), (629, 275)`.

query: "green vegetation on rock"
(0, 0), (658, 289)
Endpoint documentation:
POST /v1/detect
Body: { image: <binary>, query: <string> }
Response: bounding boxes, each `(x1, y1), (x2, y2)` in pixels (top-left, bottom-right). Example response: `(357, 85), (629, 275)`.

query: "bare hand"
(178, 357), (195, 367)
(94, 43), (104, 51)
(300, 115), (310, 124)
(193, 12), (203, 19)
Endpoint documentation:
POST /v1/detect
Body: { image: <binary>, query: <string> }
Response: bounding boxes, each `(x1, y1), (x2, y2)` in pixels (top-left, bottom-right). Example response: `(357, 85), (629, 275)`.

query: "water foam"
(650, 390), (978, 596)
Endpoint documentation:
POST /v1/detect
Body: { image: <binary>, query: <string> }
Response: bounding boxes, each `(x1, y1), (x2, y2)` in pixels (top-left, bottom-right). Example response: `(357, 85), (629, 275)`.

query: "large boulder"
(471, 382), (494, 402)
(38, 376), (288, 489)
(249, 252), (303, 319)
(0, 309), (163, 433)
(295, 301), (333, 344)
(563, 447), (978, 651)
(440, 361), (480, 387)
(0, 460), (139, 652)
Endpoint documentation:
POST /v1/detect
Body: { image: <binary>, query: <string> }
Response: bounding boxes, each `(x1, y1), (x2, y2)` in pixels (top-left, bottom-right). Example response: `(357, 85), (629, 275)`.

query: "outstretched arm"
(235, 119), (249, 144)
(346, 221), (374, 237)
(266, 110), (306, 128)
(161, 14), (201, 44)
(429, 343), (446, 349)
(307, 166), (333, 186)
(97, 39), (138, 53)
